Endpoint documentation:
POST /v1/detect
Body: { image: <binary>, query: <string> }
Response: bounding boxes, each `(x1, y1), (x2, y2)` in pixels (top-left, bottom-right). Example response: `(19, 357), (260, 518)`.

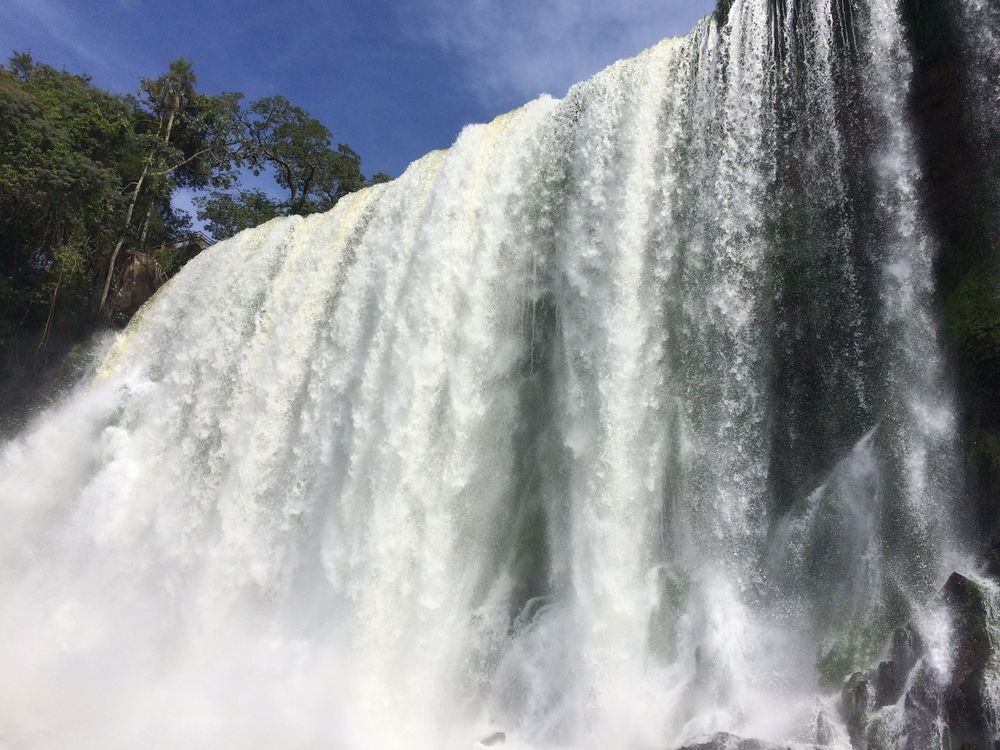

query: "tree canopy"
(193, 95), (390, 239)
(0, 52), (388, 427)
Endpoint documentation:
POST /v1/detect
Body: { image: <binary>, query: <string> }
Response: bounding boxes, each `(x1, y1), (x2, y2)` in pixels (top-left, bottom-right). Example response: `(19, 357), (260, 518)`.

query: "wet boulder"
(841, 572), (997, 749)
(111, 251), (167, 315)
(941, 573), (994, 750)
(842, 623), (925, 746)
(476, 730), (506, 746)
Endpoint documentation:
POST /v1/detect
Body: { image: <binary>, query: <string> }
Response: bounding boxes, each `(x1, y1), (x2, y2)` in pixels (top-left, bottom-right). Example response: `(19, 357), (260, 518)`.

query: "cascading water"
(0, 1), (997, 749)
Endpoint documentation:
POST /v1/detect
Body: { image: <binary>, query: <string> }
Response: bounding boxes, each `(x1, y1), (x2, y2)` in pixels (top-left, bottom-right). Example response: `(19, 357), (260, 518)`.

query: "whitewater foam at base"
(0, 0), (995, 748)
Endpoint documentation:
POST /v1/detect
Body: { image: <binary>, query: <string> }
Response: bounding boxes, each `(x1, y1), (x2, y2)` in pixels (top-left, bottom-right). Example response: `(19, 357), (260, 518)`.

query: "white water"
(0, 2), (986, 749)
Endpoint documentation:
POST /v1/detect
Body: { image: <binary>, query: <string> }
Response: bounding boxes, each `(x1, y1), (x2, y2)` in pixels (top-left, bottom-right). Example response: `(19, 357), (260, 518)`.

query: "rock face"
(941, 573), (995, 749)
(841, 572), (997, 749)
(986, 532), (1000, 580)
(673, 733), (822, 750)
(842, 624), (925, 746)
(678, 572), (998, 750)
(111, 251), (167, 315)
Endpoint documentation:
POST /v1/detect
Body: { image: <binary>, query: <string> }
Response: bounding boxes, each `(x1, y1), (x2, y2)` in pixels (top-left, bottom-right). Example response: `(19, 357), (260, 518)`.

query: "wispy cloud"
(3, 0), (136, 89)
(399, 0), (712, 105)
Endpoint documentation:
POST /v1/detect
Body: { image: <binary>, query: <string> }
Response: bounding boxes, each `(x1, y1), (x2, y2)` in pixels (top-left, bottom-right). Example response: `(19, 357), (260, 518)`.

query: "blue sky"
(0, 0), (713, 179)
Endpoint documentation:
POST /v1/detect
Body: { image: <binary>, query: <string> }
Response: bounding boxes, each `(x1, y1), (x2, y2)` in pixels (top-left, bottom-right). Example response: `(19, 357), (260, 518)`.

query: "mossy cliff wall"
(901, 0), (1000, 548)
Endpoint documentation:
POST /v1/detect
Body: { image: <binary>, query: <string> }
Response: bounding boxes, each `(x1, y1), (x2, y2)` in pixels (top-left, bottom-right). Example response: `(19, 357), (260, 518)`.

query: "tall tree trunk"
(99, 107), (177, 315)
(98, 170), (147, 314)
(138, 203), (153, 248)
(37, 268), (63, 359)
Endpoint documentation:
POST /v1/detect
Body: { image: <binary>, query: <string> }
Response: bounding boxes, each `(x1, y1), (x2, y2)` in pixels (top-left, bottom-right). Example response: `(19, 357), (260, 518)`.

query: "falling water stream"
(0, 1), (996, 748)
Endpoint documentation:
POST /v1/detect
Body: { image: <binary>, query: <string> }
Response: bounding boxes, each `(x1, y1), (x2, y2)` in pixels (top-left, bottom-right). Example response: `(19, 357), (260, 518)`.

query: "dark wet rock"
(841, 572), (997, 750)
(900, 665), (944, 750)
(986, 531), (1000, 579)
(842, 670), (874, 747)
(673, 732), (822, 750)
(111, 251), (167, 315)
(111, 234), (212, 315)
(887, 623), (925, 695)
(944, 573), (993, 686)
(941, 573), (994, 750)
(479, 730), (506, 746)
(841, 621), (925, 746)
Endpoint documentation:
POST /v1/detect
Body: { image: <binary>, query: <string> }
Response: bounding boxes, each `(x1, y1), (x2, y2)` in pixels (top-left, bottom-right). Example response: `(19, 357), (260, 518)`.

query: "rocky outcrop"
(986, 532), (1000, 580)
(842, 624), (925, 745)
(841, 572), (997, 749)
(478, 731), (506, 746)
(111, 251), (167, 315)
(941, 573), (995, 749)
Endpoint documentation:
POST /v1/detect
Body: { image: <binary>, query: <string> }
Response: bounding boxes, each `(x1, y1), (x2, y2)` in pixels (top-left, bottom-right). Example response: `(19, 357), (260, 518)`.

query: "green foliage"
(193, 189), (282, 240)
(815, 616), (889, 688)
(946, 261), (1000, 390)
(134, 59), (241, 192)
(0, 54), (135, 338)
(239, 95), (333, 213)
(943, 251), (1000, 529)
(194, 96), (389, 240)
(0, 51), (385, 426)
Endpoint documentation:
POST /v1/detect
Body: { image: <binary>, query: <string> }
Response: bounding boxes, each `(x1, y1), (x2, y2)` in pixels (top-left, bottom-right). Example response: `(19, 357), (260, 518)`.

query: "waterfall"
(0, 1), (995, 749)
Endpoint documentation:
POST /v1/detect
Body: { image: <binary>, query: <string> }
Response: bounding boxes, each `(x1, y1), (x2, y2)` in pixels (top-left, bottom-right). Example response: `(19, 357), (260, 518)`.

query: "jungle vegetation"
(0, 54), (388, 429)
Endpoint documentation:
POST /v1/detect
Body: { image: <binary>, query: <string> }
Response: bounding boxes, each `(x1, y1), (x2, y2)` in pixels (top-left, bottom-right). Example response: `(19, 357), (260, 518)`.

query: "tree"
(193, 189), (281, 240)
(0, 51), (392, 414)
(0, 52), (386, 430)
(312, 143), (366, 207)
(237, 95), (332, 215)
(0, 53), (136, 347)
(97, 58), (240, 313)
(194, 96), (390, 240)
